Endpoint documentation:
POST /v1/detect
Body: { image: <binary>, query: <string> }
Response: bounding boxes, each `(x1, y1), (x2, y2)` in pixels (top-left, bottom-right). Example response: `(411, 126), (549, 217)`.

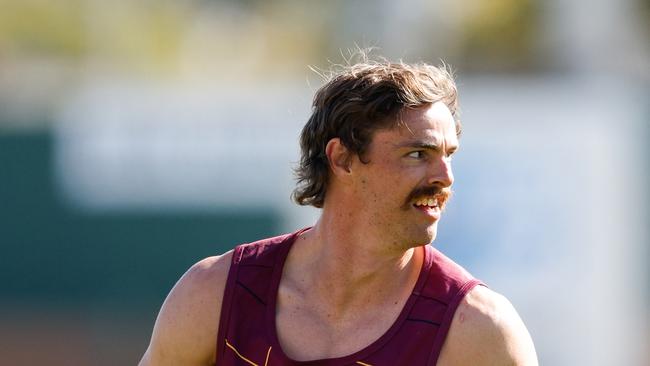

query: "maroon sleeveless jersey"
(216, 229), (483, 365)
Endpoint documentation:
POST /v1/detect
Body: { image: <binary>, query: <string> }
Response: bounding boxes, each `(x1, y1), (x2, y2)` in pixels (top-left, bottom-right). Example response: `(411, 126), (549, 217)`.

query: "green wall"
(0, 131), (279, 310)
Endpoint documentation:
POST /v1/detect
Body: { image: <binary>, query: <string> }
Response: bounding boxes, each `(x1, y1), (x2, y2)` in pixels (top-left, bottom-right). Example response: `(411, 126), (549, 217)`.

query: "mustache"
(402, 186), (453, 209)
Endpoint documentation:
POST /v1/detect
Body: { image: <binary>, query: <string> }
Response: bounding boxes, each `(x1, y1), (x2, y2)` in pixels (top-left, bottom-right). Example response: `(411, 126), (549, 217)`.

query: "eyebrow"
(394, 141), (458, 152)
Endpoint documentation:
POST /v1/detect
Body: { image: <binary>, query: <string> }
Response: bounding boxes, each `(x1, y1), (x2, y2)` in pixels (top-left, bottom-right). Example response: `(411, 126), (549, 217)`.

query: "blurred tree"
(456, 0), (542, 73)
(83, 1), (188, 75)
(0, 0), (87, 57)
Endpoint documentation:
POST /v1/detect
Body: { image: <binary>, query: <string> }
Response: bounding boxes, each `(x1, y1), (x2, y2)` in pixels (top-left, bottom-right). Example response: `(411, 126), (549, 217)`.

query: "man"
(139, 60), (538, 365)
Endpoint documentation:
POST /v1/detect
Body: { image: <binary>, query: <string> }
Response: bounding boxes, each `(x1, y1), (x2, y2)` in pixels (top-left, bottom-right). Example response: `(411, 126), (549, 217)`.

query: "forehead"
(373, 102), (458, 147)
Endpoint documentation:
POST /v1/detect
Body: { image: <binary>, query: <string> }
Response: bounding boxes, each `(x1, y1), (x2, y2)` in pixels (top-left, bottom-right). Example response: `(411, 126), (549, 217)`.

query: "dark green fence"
(1, 131), (279, 308)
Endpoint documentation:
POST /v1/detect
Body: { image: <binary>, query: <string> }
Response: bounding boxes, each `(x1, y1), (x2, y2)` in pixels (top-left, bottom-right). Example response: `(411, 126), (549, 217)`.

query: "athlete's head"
(292, 57), (460, 208)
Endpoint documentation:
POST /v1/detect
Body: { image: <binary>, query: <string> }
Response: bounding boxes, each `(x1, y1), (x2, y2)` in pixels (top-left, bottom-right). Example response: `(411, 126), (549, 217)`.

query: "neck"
(285, 207), (425, 316)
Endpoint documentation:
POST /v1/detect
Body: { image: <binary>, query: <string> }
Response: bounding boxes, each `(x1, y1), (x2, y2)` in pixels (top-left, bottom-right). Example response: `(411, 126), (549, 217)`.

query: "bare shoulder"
(139, 251), (234, 366)
(437, 285), (538, 366)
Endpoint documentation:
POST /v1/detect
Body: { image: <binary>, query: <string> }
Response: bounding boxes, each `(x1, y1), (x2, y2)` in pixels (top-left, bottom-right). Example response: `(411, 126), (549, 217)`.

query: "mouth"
(402, 186), (452, 220)
(408, 188), (451, 220)
(413, 196), (441, 209)
(412, 195), (442, 218)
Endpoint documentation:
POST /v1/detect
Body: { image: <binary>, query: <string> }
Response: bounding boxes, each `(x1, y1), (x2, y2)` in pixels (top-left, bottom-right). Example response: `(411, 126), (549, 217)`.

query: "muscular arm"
(437, 285), (538, 366)
(139, 251), (233, 366)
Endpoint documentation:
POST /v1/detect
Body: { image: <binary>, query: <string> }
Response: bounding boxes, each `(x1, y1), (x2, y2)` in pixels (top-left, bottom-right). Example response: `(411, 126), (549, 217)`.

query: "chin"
(425, 221), (441, 243)
(407, 225), (438, 247)
(389, 221), (439, 249)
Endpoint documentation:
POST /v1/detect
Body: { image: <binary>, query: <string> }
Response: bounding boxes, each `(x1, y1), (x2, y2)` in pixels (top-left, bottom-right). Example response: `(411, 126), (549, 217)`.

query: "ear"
(325, 138), (353, 178)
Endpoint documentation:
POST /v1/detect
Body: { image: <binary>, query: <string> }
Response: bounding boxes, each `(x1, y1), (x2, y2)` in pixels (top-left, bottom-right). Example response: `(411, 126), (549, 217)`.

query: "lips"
(409, 190), (450, 208)
(412, 200), (441, 220)
(413, 196), (440, 208)
(401, 185), (452, 214)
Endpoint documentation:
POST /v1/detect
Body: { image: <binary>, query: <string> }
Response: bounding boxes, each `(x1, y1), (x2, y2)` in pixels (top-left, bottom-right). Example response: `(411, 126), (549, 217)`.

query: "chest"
(274, 290), (407, 361)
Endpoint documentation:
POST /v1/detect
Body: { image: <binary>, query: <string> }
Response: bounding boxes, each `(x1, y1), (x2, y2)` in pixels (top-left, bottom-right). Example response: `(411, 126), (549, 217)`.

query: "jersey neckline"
(264, 228), (434, 365)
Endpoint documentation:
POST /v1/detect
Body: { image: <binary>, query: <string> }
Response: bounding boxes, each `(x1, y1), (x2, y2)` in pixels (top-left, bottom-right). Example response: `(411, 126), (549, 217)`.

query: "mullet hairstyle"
(292, 60), (461, 208)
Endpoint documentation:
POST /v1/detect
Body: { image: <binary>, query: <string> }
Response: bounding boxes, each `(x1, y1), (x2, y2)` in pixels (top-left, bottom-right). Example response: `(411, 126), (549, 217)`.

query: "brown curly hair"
(293, 60), (461, 208)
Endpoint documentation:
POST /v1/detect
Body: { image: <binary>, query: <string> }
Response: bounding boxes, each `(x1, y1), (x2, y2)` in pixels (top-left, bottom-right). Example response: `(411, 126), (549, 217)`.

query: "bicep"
(139, 252), (233, 366)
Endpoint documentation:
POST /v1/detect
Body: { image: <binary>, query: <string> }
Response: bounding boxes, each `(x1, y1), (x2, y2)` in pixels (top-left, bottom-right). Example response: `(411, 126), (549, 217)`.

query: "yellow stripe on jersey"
(264, 346), (272, 366)
(226, 338), (368, 366)
(225, 339), (259, 366)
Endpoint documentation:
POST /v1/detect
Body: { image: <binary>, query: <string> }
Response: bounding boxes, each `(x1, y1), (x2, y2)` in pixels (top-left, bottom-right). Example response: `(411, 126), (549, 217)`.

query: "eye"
(407, 151), (425, 159)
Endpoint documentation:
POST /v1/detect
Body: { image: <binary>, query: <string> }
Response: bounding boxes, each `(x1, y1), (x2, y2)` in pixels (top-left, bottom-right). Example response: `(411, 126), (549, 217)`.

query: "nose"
(427, 157), (454, 188)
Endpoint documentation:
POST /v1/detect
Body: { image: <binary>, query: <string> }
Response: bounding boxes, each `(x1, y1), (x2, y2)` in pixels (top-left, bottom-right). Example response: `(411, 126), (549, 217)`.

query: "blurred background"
(1, 0), (648, 364)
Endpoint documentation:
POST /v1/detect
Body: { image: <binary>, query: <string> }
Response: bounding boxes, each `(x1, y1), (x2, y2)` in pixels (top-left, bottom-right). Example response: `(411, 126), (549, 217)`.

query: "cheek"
(366, 176), (411, 207)
(357, 161), (417, 202)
